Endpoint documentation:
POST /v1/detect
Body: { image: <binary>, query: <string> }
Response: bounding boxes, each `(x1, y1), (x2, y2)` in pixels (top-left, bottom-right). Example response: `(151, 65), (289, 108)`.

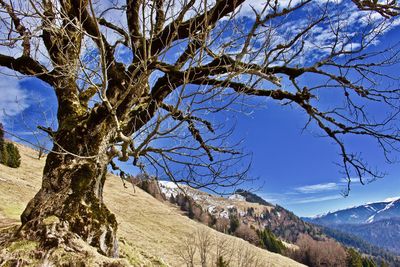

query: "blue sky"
(1, 0), (400, 217)
(233, 99), (400, 217)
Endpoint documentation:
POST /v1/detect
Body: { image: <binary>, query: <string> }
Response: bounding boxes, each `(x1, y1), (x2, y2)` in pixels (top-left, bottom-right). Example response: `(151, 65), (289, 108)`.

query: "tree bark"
(19, 123), (118, 257)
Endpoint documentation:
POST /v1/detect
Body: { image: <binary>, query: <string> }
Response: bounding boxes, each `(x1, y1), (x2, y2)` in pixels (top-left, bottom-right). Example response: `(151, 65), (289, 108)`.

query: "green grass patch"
(8, 240), (38, 253)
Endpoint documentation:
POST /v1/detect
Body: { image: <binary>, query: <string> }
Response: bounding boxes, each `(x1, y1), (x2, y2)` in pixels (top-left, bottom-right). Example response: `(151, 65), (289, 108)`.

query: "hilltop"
(0, 143), (303, 266)
(234, 189), (273, 206)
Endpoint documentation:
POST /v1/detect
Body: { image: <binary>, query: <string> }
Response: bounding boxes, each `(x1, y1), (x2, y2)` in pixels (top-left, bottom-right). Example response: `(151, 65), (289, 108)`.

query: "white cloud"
(295, 182), (338, 193)
(239, 0), (306, 17)
(340, 177), (360, 183)
(258, 193), (282, 204)
(0, 71), (29, 123)
(295, 194), (342, 204)
(339, 177), (375, 184)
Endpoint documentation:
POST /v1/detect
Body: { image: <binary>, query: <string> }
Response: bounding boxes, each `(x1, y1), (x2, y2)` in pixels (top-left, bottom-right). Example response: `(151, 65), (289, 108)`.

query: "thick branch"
(150, 0), (245, 55)
(153, 0), (165, 35)
(0, 54), (53, 84)
(352, 0), (400, 18)
(126, 0), (143, 49)
(98, 17), (130, 46)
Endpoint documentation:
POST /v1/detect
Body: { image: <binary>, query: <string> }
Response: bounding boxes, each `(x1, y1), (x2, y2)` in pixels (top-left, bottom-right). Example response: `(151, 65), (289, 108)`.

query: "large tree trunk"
(19, 123), (118, 257)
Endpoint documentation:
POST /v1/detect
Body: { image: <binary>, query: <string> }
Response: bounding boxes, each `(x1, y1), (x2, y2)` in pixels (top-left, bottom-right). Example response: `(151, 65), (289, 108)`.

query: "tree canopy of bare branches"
(0, 0), (399, 258)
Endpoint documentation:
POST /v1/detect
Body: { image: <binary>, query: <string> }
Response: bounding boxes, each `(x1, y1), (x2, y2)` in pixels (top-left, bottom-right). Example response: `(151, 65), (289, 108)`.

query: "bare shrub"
(292, 234), (347, 267)
(176, 229), (266, 267)
(175, 232), (198, 267)
(234, 224), (260, 245)
(199, 212), (211, 226)
(235, 244), (262, 267)
(197, 229), (213, 267)
(212, 238), (234, 267)
(215, 218), (230, 234)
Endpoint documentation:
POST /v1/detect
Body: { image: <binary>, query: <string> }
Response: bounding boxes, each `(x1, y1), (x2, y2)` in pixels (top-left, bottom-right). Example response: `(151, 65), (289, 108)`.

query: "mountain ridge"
(305, 198), (400, 225)
(305, 197), (400, 255)
(156, 179), (324, 243)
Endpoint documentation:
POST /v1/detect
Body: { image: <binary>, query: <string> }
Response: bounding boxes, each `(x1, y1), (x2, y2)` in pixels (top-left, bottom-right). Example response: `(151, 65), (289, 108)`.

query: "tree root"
(0, 223), (130, 267)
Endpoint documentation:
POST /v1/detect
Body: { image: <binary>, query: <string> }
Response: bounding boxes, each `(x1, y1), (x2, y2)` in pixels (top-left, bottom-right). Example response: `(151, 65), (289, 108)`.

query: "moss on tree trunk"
(18, 123), (119, 257)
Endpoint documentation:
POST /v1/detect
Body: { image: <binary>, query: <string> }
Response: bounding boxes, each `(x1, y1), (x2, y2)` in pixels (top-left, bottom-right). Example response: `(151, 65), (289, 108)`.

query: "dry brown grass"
(0, 143), (304, 266)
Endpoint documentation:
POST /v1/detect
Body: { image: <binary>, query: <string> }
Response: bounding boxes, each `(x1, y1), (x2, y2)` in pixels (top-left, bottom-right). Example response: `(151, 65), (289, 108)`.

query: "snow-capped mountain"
(305, 197), (400, 225)
(304, 197), (400, 254)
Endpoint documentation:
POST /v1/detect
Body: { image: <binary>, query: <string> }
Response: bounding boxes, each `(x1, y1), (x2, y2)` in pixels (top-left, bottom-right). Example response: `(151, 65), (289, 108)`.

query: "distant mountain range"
(305, 198), (400, 225)
(304, 198), (400, 254)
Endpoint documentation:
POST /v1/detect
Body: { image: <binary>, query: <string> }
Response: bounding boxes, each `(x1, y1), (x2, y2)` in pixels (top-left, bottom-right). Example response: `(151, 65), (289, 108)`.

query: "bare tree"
(0, 0), (399, 258)
(215, 217), (230, 233)
(196, 229), (213, 267)
(176, 231), (198, 267)
(177, 229), (263, 267)
(213, 238), (234, 266)
(234, 224), (259, 245)
(293, 234), (347, 266)
(235, 244), (263, 267)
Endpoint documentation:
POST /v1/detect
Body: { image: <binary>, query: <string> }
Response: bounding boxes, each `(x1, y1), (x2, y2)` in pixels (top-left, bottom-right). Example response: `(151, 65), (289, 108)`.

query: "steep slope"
(367, 199), (400, 223)
(325, 218), (400, 254)
(0, 143), (303, 266)
(158, 181), (276, 218)
(319, 224), (400, 264)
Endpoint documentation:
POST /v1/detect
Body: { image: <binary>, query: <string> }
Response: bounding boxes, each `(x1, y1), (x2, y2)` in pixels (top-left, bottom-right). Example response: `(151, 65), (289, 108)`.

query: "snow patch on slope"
(228, 194), (246, 201)
(364, 205), (376, 212)
(158, 180), (180, 198)
(366, 199), (398, 223)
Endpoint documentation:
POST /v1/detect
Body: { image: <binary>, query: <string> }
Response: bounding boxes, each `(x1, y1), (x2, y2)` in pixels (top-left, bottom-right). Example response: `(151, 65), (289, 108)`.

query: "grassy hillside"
(0, 143), (303, 266)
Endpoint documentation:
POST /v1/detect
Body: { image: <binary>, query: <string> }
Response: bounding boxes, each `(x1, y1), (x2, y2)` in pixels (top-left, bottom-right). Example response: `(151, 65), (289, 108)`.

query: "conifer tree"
(5, 143), (21, 168)
(347, 248), (363, 267)
(169, 194), (176, 204)
(362, 257), (377, 267)
(216, 256), (229, 267)
(228, 214), (240, 234)
(258, 229), (285, 254)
